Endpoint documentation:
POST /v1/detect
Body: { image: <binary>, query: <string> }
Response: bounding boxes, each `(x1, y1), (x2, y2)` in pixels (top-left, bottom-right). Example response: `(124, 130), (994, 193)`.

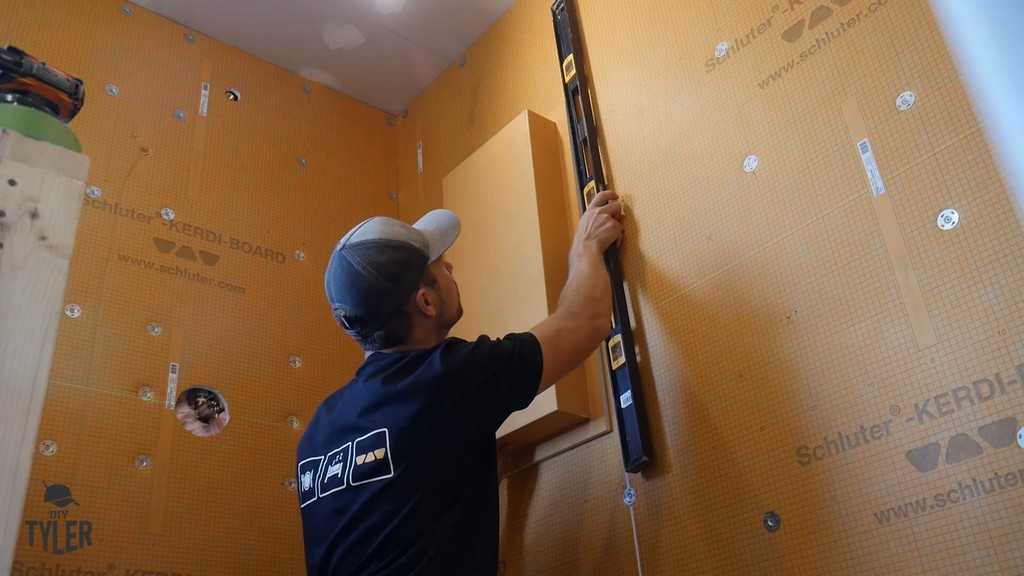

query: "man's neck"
(365, 330), (446, 358)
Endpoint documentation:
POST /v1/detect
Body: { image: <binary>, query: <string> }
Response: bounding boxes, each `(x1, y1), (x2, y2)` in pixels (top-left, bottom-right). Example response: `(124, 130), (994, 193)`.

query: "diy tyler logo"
(23, 482), (94, 556)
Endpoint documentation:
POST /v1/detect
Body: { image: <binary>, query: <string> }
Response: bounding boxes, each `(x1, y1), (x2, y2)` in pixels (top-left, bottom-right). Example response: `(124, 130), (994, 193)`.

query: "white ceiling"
(128, 0), (518, 115)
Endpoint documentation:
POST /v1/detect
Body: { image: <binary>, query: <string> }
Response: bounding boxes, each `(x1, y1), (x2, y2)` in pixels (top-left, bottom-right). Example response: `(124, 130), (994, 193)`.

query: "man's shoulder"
(436, 331), (541, 357)
(432, 332), (544, 398)
(299, 381), (357, 447)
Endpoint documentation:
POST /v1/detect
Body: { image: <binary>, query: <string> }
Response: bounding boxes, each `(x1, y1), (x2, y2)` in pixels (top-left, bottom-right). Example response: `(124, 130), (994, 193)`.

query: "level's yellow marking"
(583, 180), (597, 205)
(608, 333), (625, 370)
(562, 53), (576, 83)
(842, 97), (937, 350)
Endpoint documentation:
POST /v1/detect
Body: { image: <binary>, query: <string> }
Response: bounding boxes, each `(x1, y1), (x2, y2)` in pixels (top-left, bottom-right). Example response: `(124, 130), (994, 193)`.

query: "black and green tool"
(0, 45), (85, 152)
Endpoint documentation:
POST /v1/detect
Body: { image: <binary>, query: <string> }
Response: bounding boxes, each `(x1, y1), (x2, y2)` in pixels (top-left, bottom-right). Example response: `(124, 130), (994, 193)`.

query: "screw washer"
(39, 440), (57, 456)
(623, 487), (637, 506)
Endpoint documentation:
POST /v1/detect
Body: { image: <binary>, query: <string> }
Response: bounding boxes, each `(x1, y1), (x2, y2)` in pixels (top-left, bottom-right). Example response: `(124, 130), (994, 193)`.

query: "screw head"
(937, 208), (959, 231)
(147, 322), (162, 336)
(138, 387), (155, 401)
(64, 304), (82, 318)
(86, 185), (102, 199)
(161, 208), (175, 221)
(302, 84), (312, 94)
(174, 110), (187, 121)
(120, 5), (133, 16)
(763, 511), (781, 532)
(39, 440), (57, 456)
(715, 41), (730, 58)
(298, 157), (309, 167)
(135, 455), (151, 470)
(743, 155), (759, 173)
(184, 32), (196, 43)
(284, 478), (298, 491)
(286, 416), (300, 429)
(290, 356), (302, 369)
(896, 91), (916, 111)
(105, 84), (120, 97)
(294, 250), (306, 262)
(623, 487), (637, 506)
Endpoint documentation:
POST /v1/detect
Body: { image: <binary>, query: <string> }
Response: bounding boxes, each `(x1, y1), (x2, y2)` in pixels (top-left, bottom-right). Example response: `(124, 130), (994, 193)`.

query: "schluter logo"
(82, 196), (288, 265)
(874, 413), (1022, 527)
(705, 0), (859, 73)
(905, 416), (1018, 473)
(797, 363), (1024, 468)
(152, 237), (220, 267)
(704, 0), (893, 90)
(778, 0), (855, 44)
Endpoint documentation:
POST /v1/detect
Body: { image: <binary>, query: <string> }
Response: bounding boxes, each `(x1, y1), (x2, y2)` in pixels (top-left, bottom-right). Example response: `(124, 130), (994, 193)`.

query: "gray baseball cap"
(325, 209), (460, 340)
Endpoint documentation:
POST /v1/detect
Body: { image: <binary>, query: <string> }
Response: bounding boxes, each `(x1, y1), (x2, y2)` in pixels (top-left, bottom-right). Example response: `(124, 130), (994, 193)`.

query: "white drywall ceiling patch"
(322, 21), (366, 50)
(374, 0), (406, 15)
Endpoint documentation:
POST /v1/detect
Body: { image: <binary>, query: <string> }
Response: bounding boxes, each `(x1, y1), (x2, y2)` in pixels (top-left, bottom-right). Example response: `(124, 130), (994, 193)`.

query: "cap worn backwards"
(325, 209), (460, 340)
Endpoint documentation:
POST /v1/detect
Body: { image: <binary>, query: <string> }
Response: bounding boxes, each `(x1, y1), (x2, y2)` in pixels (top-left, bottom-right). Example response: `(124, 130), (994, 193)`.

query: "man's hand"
(571, 189), (624, 263)
(529, 188), (625, 394)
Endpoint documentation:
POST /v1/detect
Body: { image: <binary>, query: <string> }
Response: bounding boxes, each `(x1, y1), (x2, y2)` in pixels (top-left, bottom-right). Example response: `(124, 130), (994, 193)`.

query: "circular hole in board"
(175, 386), (230, 437)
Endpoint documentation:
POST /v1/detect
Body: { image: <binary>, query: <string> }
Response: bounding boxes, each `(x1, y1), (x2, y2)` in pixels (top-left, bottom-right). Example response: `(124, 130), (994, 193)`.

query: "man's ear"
(411, 285), (439, 318)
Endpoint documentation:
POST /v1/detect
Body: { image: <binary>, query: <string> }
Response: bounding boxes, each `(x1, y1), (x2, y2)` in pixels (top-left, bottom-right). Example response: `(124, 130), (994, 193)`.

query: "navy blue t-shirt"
(296, 332), (543, 576)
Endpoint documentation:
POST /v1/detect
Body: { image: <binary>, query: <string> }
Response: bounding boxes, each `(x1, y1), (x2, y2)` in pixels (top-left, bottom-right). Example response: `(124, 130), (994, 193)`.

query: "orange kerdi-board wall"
(4, 1), (395, 574)
(397, 0), (1024, 575)
(7, 1), (1024, 576)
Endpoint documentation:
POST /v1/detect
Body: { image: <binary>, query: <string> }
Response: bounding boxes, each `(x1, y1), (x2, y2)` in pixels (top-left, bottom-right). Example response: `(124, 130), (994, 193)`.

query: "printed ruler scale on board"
(551, 0), (653, 474)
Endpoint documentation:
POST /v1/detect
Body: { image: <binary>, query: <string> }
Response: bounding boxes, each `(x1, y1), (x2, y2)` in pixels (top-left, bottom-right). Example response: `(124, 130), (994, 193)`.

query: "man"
(296, 189), (624, 575)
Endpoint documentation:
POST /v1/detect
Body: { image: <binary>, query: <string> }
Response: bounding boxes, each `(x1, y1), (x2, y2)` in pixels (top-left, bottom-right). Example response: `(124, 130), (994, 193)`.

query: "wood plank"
(0, 129), (89, 573)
